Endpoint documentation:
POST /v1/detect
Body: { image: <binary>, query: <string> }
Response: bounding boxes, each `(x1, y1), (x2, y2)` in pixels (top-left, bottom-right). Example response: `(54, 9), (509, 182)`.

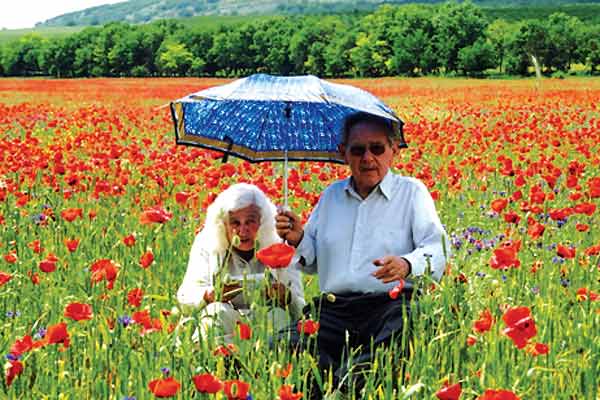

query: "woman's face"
(225, 205), (261, 251)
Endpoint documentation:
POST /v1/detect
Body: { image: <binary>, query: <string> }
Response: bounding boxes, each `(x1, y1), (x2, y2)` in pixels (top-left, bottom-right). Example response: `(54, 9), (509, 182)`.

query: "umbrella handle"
(283, 149), (288, 210)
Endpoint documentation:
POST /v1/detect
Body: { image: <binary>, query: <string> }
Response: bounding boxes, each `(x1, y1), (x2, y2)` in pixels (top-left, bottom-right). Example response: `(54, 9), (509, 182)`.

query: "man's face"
(225, 205), (261, 251)
(340, 122), (394, 198)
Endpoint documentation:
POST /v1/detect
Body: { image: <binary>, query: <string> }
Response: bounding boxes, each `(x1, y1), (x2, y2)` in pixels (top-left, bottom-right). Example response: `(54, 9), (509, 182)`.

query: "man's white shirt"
(296, 170), (449, 294)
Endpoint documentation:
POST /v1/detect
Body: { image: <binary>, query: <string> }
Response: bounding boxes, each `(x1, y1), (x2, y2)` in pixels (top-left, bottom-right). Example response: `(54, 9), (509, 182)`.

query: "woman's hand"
(265, 282), (291, 307)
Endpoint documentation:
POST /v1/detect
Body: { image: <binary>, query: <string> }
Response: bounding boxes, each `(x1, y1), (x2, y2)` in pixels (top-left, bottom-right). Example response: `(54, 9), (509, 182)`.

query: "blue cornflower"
(557, 219), (567, 228)
(6, 354), (20, 361)
(34, 327), (46, 340)
(531, 286), (540, 295)
(161, 367), (170, 376)
(476, 271), (486, 278)
(118, 315), (133, 327)
(552, 256), (565, 264)
(501, 275), (507, 282)
(560, 278), (570, 287)
(32, 213), (46, 224)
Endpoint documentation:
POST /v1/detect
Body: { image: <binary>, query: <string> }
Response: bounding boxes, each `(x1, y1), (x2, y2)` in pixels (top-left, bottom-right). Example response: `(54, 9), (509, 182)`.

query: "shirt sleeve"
(294, 198), (321, 275)
(177, 234), (214, 307)
(401, 180), (450, 282)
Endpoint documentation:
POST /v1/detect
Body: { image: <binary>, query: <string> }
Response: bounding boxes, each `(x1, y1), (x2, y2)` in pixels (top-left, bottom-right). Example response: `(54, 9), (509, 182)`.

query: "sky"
(0, 0), (125, 30)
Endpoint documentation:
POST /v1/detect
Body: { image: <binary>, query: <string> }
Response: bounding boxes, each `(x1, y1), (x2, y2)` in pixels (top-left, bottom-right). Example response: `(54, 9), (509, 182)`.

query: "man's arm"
(401, 180), (449, 281)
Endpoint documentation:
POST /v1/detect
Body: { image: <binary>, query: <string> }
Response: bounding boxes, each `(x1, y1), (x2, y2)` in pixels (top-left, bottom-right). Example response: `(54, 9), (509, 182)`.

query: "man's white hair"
(197, 183), (280, 254)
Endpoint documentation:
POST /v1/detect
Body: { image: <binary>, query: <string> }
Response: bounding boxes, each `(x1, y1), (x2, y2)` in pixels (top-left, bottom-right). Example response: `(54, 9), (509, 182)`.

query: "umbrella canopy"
(170, 74), (406, 165)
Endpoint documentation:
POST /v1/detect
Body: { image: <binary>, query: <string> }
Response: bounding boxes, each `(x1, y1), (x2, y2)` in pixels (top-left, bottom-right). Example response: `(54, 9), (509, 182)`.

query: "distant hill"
(37, 0), (600, 27)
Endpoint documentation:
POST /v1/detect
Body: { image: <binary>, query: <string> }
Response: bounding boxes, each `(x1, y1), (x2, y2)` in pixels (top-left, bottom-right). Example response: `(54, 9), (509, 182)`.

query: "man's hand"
(265, 282), (291, 307)
(275, 209), (304, 247)
(371, 256), (411, 283)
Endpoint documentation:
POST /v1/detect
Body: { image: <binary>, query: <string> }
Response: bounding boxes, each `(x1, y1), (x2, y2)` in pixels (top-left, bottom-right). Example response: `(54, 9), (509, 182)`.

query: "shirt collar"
(344, 169), (393, 201)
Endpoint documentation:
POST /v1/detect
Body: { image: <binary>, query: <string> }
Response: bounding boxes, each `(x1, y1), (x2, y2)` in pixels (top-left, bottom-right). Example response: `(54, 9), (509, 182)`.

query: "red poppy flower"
(491, 198), (508, 213)
(4, 251), (17, 264)
(90, 259), (119, 290)
(192, 373), (223, 394)
(490, 241), (521, 269)
(237, 321), (252, 340)
(140, 250), (154, 269)
(148, 376), (181, 398)
(45, 322), (70, 350)
(556, 244), (576, 259)
(588, 177), (600, 198)
(502, 306), (537, 349)
(466, 335), (477, 346)
(127, 288), (144, 307)
(64, 238), (80, 252)
(473, 309), (494, 333)
(436, 382), (462, 400)
(388, 279), (405, 299)
(0, 271), (11, 286)
(256, 243), (295, 269)
(39, 255), (58, 273)
(527, 221), (545, 240)
(478, 389), (520, 400)
(279, 384), (303, 400)
(526, 342), (549, 356)
(576, 287), (599, 302)
(574, 202), (596, 216)
(10, 335), (34, 357)
(175, 191), (193, 205)
(584, 244), (600, 256)
(140, 206), (173, 224)
(28, 239), (44, 254)
(213, 343), (237, 357)
(64, 302), (93, 321)
(223, 379), (250, 400)
(503, 211), (520, 224)
(576, 223), (589, 232)
(5, 359), (23, 386)
(123, 234), (136, 247)
(60, 208), (83, 222)
(297, 319), (320, 335)
(276, 363), (293, 378)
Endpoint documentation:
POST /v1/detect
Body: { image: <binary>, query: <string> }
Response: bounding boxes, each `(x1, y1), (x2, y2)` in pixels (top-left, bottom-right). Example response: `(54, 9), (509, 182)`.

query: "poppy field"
(1, 77), (599, 399)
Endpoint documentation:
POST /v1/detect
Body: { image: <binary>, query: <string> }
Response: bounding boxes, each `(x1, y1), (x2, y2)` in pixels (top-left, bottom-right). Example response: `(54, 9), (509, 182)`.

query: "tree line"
(1, 2), (599, 78)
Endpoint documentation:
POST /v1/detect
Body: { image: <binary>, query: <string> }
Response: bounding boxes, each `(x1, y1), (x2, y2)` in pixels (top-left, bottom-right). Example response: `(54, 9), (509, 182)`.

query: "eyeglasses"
(348, 143), (387, 157)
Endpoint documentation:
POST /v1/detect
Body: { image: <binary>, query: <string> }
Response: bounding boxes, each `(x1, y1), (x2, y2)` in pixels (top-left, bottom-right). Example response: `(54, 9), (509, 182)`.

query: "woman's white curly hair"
(197, 183), (280, 255)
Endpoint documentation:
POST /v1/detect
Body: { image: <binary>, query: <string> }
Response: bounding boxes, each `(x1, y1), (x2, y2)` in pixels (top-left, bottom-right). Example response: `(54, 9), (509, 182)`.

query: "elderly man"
(276, 111), (448, 395)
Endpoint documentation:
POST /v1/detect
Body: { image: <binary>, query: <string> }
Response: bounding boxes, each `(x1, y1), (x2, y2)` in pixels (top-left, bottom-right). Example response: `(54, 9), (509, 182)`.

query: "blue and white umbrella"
(170, 73), (405, 206)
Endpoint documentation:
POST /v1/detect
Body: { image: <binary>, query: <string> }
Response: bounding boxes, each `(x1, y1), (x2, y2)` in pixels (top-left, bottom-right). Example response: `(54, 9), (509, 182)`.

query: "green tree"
(580, 24), (600, 74)
(156, 41), (194, 76)
(544, 13), (584, 72)
(251, 17), (297, 75)
(388, 5), (437, 75)
(458, 37), (497, 76)
(486, 19), (514, 73)
(349, 5), (398, 77)
(505, 20), (549, 75)
(1, 34), (48, 76)
(431, 1), (488, 74)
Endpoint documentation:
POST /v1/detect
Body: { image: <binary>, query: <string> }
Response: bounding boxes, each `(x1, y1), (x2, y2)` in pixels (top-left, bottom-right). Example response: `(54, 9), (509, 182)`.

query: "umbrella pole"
(283, 149), (289, 211)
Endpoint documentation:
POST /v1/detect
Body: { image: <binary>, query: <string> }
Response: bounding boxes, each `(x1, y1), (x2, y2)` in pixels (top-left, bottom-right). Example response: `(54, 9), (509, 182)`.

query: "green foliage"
(458, 38), (497, 75)
(0, 1), (599, 78)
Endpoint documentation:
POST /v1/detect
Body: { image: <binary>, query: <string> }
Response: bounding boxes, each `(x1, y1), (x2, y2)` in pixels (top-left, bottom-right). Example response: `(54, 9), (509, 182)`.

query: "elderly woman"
(177, 183), (304, 339)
